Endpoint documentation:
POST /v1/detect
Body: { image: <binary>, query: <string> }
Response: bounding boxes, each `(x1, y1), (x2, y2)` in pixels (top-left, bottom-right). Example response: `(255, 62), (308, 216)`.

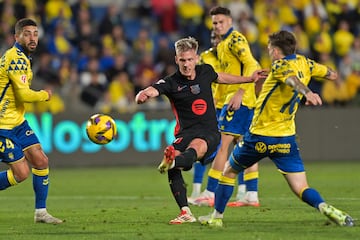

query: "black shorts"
(172, 129), (221, 164)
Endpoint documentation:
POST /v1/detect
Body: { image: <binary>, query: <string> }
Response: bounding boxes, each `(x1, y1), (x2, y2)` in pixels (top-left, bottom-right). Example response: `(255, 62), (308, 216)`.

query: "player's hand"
(44, 89), (52, 101)
(251, 69), (268, 83)
(135, 90), (148, 104)
(227, 89), (244, 111)
(304, 92), (322, 106)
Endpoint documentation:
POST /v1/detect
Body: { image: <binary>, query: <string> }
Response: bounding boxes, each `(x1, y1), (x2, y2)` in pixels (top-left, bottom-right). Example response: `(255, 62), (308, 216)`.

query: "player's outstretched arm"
(135, 86), (159, 104)
(324, 67), (338, 81)
(285, 75), (322, 106)
(217, 69), (268, 84)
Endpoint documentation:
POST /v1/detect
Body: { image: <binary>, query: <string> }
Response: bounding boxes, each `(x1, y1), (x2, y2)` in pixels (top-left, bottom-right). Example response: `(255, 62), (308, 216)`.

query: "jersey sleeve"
(228, 32), (260, 75)
(271, 59), (295, 83)
(8, 57), (49, 102)
(307, 58), (328, 78)
(152, 76), (172, 95)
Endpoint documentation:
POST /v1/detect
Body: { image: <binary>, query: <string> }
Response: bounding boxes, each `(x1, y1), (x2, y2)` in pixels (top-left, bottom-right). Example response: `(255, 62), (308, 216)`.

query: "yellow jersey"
(250, 54), (328, 137)
(199, 47), (227, 109)
(0, 43), (49, 129)
(217, 28), (260, 108)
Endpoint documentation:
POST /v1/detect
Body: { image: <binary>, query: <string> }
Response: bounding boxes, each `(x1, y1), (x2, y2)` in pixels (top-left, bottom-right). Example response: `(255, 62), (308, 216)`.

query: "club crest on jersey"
(20, 75), (27, 83)
(190, 84), (200, 94)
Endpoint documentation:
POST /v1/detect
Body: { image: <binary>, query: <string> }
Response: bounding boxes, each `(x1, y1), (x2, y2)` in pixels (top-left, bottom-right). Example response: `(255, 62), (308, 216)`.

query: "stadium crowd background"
(1, 0), (360, 114)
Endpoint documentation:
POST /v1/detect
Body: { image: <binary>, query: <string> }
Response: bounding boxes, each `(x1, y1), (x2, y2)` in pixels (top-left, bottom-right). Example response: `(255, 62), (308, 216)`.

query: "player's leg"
(165, 137), (214, 224)
(0, 135), (30, 190)
(284, 172), (354, 226)
(228, 163), (260, 207)
(188, 161), (206, 204)
(167, 168), (196, 224)
(0, 158), (29, 190)
(193, 133), (234, 206)
(25, 144), (63, 224)
(199, 132), (263, 227)
(273, 135), (354, 226)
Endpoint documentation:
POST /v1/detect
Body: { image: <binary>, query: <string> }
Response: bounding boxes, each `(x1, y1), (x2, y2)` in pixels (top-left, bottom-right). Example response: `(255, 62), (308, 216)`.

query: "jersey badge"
(190, 84), (200, 94)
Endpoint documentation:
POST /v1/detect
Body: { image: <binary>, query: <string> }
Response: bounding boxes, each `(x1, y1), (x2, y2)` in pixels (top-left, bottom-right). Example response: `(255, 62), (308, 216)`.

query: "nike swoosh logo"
(177, 85), (187, 91)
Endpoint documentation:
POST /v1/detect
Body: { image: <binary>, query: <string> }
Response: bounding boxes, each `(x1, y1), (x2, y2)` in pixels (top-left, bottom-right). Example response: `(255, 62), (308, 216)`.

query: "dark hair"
(268, 30), (297, 56)
(15, 18), (37, 35)
(209, 6), (231, 16)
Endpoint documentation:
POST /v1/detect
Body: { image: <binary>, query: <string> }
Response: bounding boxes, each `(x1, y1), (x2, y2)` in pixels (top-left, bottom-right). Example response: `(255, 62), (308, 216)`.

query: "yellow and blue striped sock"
(215, 175), (236, 213)
(244, 171), (259, 191)
(0, 169), (18, 190)
(206, 168), (222, 192)
(32, 168), (49, 209)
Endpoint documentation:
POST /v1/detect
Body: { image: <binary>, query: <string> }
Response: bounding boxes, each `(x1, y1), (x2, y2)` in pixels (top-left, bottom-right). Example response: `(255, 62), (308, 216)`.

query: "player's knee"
(31, 154), (49, 169)
(13, 166), (30, 183)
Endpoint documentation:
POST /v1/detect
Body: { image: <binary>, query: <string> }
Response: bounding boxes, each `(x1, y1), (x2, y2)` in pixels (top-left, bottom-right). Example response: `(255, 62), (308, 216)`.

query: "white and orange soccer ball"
(86, 114), (117, 145)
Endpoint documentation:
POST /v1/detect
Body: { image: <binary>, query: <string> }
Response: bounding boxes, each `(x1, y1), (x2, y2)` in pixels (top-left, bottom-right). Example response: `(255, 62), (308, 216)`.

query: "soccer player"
(189, 30), (249, 204)
(0, 18), (63, 224)
(135, 37), (265, 224)
(188, 30), (222, 203)
(193, 6), (261, 207)
(199, 30), (354, 227)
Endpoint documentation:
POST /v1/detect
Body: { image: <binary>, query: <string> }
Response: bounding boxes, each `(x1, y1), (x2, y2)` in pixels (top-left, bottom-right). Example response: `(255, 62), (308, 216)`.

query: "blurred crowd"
(1, 0), (360, 114)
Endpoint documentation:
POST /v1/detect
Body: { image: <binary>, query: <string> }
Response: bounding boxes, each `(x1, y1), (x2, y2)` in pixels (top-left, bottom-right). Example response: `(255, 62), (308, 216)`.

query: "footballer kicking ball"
(86, 113), (117, 145)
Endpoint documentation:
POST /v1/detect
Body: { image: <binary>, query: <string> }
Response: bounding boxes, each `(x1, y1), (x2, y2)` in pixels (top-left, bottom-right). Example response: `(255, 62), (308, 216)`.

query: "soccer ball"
(86, 114), (117, 145)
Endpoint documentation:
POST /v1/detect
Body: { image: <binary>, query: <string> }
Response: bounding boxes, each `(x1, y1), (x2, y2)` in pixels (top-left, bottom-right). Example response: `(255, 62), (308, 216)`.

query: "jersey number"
(0, 138), (15, 153)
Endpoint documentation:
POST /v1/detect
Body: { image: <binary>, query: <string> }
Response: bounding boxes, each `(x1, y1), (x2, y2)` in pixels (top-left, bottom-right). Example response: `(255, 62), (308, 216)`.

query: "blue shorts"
(218, 104), (253, 136)
(215, 108), (222, 122)
(0, 120), (40, 164)
(229, 132), (305, 174)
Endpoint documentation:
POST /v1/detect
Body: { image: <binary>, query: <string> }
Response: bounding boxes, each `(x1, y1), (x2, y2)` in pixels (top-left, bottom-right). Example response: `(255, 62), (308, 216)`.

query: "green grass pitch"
(0, 161), (359, 240)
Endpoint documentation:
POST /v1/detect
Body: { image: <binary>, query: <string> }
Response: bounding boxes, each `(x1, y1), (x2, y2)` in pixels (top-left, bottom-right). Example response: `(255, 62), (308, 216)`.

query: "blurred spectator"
(105, 52), (131, 83)
(312, 20), (333, 61)
(177, 0), (205, 43)
(35, 52), (60, 85)
(101, 71), (136, 113)
(79, 58), (108, 108)
(343, 63), (360, 105)
(72, 2), (98, 48)
(332, 20), (354, 65)
(77, 43), (99, 72)
(303, 0), (328, 39)
(46, 21), (78, 62)
(99, 37), (116, 72)
(154, 35), (175, 73)
(333, 2), (357, 33)
(133, 52), (158, 94)
(348, 36), (360, 64)
(111, 25), (131, 55)
(132, 28), (154, 63)
(44, 0), (73, 33)
(150, 0), (177, 34)
(98, 3), (123, 36)
(0, 0), (26, 25)
(292, 23), (310, 57)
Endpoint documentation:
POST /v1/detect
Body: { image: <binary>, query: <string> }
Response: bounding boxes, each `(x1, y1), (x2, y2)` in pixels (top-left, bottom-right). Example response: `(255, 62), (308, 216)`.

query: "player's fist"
(135, 90), (148, 104)
(44, 89), (52, 101)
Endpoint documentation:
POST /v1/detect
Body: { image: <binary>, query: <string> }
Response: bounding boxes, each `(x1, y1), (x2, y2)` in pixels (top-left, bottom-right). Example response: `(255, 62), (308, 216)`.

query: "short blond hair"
(174, 37), (198, 55)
